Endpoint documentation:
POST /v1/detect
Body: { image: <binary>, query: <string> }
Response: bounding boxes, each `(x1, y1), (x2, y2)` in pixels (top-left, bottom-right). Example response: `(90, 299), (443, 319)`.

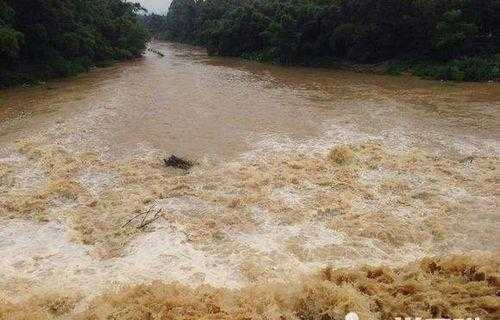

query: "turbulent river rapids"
(0, 42), (499, 319)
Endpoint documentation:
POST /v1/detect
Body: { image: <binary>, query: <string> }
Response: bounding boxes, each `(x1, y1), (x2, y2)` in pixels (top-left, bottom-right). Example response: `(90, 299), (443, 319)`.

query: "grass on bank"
(387, 56), (500, 82)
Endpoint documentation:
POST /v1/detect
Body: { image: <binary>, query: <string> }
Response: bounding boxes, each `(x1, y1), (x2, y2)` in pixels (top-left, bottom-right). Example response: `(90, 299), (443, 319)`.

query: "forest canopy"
(145, 0), (499, 81)
(0, 0), (149, 87)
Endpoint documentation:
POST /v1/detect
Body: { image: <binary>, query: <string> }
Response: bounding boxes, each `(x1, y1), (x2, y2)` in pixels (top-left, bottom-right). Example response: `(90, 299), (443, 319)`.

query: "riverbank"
(0, 59), (121, 89)
(237, 54), (500, 82)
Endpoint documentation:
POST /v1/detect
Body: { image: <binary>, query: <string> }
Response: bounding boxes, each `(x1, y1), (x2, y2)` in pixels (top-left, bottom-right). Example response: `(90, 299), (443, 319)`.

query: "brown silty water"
(0, 42), (499, 308)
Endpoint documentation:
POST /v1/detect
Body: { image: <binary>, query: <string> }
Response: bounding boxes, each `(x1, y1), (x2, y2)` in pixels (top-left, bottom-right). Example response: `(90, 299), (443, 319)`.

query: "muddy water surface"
(0, 42), (499, 308)
(1, 42), (498, 159)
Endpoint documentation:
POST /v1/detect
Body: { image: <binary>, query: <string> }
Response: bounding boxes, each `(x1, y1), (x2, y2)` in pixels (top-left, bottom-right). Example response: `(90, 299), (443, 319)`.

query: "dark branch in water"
(138, 208), (162, 229)
(123, 206), (163, 229)
(164, 155), (194, 170)
(148, 48), (165, 57)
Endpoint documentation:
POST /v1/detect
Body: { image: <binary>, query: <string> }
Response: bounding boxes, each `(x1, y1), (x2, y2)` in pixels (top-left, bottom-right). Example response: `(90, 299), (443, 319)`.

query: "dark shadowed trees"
(0, 0), (149, 87)
(148, 0), (499, 81)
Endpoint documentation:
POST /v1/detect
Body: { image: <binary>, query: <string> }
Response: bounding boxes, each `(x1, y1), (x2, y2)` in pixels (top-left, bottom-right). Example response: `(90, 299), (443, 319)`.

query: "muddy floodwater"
(0, 42), (499, 315)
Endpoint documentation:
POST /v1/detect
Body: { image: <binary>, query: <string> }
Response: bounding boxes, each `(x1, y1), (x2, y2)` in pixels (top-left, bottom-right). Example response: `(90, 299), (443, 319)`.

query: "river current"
(0, 42), (498, 310)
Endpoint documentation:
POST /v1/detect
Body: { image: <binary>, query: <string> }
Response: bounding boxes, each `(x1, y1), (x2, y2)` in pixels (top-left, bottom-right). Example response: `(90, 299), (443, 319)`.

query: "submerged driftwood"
(123, 206), (163, 229)
(164, 154), (194, 170)
(148, 48), (165, 57)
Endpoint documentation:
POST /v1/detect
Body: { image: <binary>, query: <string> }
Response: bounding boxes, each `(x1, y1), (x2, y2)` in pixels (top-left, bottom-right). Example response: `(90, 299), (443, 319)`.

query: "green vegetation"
(145, 0), (499, 81)
(387, 56), (500, 81)
(0, 0), (149, 87)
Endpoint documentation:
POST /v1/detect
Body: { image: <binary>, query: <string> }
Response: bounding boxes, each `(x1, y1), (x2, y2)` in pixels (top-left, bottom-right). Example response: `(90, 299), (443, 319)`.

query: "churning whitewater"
(0, 42), (498, 318)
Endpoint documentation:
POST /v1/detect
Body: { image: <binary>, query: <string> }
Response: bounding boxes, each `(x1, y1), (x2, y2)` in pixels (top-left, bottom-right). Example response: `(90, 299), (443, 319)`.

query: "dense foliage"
(0, 0), (149, 87)
(147, 0), (499, 81)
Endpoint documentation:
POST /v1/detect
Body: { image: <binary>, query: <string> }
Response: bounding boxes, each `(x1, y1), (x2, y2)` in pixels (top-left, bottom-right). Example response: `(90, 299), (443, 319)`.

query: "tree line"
(144, 0), (499, 81)
(0, 0), (149, 87)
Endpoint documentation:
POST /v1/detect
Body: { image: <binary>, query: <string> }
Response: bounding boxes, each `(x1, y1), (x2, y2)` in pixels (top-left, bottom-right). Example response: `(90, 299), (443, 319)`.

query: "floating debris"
(123, 206), (163, 229)
(148, 48), (165, 57)
(460, 155), (475, 165)
(328, 145), (355, 165)
(163, 154), (194, 170)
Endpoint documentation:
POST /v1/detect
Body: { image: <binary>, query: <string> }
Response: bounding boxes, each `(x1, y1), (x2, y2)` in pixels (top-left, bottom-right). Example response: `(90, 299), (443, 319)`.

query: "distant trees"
(166, 0), (199, 43)
(0, 0), (149, 87)
(140, 14), (169, 39)
(0, 1), (23, 64)
(149, 0), (499, 81)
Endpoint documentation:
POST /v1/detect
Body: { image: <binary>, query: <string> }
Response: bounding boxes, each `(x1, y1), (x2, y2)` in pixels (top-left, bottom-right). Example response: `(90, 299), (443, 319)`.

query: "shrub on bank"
(388, 56), (500, 81)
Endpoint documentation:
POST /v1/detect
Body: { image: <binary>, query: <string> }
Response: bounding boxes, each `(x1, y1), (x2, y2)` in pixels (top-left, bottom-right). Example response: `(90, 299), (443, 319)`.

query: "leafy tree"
(434, 9), (478, 59)
(0, 0), (149, 87)
(165, 0), (199, 43)
(206, 6), (269, 56)
(0, 2), (24, 61)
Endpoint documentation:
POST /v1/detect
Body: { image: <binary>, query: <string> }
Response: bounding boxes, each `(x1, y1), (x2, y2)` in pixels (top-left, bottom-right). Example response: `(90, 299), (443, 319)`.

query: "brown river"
(0, 42), (499, 316)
